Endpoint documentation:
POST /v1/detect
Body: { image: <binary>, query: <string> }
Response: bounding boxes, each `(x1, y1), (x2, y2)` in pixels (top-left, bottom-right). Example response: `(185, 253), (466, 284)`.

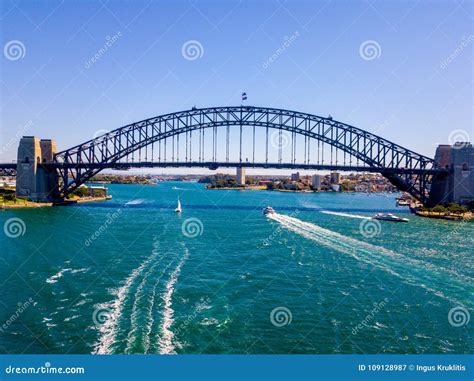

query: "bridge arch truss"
(54, 106), (440, 203)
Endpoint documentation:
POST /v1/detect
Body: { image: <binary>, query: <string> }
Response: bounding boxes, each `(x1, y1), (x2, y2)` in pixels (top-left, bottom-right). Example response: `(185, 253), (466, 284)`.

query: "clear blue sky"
(1, 0), (473, 169)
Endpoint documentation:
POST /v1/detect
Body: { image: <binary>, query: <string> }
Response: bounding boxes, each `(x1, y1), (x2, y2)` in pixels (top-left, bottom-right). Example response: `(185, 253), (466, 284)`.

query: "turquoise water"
(0, 182), (472, 354)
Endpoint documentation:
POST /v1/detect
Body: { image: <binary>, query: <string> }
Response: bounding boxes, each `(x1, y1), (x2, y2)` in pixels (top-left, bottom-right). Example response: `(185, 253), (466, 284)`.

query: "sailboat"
(175, 197), (182, 213)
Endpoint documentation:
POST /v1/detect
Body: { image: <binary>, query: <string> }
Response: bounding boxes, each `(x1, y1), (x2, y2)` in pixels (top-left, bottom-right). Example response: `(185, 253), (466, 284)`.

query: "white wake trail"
(268, 213), (471, 306)
(320, 210), (372, 220)
(158, 244), (190, 354)
(93, 249), (160, 354)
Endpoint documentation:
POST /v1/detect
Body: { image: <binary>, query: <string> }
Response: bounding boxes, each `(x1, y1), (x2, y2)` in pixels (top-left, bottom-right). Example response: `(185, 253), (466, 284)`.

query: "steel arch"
(54, 106), (439, 202)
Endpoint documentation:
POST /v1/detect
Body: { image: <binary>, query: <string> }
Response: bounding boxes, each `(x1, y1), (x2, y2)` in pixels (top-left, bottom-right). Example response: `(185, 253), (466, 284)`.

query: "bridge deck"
(0, 161), (445, 175)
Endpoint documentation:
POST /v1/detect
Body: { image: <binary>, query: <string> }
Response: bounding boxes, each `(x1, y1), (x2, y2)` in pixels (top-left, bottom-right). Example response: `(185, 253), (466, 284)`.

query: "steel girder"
(54, 106), (440, 202)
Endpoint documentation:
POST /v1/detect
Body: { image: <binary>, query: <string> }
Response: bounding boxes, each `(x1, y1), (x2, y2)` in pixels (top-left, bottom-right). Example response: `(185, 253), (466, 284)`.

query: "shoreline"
(415, 210), (473, 221)
(0, 196), (112, 210)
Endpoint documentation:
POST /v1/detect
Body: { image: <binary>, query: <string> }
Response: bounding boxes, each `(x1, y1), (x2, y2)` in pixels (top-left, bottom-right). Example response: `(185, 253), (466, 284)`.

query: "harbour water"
(0, 182), (472, 354)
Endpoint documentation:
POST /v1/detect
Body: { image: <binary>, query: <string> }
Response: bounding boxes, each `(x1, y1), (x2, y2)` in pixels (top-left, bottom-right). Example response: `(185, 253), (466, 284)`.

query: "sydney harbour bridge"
(0, 106), (453, 206)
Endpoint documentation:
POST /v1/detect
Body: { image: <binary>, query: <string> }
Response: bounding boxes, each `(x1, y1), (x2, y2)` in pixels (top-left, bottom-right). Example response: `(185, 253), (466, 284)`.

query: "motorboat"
(263, 206), (275, 215)
(373, 213), (409, 222)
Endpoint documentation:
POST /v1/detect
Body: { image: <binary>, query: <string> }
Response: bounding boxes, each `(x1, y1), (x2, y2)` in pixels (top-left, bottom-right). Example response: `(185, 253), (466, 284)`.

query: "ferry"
(263, 206), (276, 215)
(373, 213), (409, 222)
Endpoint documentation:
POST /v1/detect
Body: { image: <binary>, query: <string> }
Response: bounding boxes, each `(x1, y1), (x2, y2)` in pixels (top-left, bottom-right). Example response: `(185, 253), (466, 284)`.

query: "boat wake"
(93, 237), (191, 354)
(268, 213), (472, 307)
(93, 248), (160, 354)
(320, 210), (372, 220)
(158, 244), (190, 354)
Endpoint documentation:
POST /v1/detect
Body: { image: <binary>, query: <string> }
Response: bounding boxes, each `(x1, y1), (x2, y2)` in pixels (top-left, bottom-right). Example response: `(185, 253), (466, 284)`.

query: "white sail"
(175, 198), (182, 213)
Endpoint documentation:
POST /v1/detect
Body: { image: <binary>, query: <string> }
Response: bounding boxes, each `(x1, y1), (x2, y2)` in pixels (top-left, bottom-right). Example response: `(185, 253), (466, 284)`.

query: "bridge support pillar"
(16, 136), (58, 202)
(236, 167), (246, 186)
(428, 143), (474, 206)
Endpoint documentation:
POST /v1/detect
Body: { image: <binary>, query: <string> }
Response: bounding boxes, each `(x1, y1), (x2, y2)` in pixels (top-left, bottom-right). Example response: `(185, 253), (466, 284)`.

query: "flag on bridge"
(242, 92), (247, 101)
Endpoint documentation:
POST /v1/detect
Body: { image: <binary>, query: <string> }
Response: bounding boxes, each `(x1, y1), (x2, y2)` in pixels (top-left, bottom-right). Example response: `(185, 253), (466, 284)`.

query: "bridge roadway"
(0, 161), (445, 175)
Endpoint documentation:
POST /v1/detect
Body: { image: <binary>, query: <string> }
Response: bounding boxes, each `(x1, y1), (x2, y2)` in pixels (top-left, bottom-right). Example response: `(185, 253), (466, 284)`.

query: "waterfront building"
(312, 174), (321, 190)
(330, 172), (340, 184)
(291, 172), (300, 181)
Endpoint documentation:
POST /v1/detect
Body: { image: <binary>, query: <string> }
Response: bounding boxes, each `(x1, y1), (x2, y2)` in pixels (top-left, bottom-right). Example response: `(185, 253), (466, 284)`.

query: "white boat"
(175, 198), (182, 213)
(263, 206), (275, 215)
(373, 213), (409, 222)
